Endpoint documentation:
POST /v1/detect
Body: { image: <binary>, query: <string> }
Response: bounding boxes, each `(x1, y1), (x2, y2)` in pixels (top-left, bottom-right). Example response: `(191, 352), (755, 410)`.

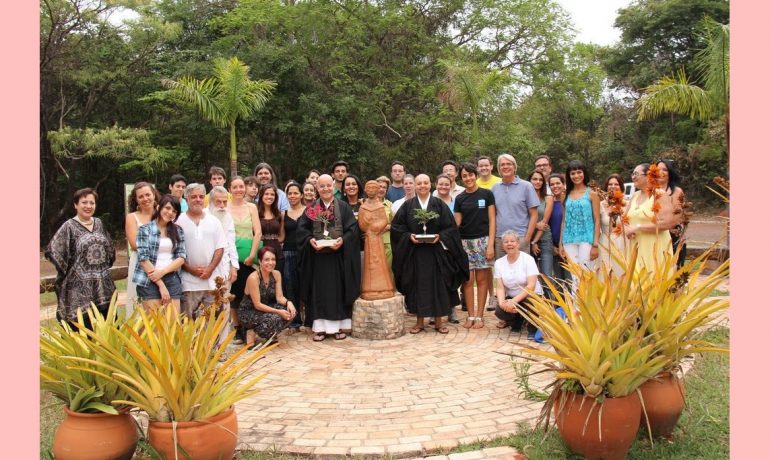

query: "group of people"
(46, 154), (687, 343)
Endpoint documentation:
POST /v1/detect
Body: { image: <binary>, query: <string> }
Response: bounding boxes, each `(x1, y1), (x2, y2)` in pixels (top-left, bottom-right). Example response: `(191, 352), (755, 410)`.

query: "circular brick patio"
(234, 312), (545, 458)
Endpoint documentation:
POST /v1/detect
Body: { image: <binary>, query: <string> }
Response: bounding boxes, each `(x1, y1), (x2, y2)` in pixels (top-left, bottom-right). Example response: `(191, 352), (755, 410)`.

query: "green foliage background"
(40, 0), (729, 244)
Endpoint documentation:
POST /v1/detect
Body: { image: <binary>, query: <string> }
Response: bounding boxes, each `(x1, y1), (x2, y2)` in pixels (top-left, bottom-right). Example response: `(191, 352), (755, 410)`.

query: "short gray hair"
(497, 153), (517, 171)
(501, 229), (520, 243)
(209, 185), (228, 199)
(185, 183), (206, 198)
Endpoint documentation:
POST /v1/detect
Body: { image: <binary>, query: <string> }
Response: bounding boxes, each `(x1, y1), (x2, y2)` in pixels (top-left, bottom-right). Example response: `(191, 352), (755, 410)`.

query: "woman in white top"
(134, 195), (186, 311)
(124, 182), (159, 313)
(494, 230), (543, 339)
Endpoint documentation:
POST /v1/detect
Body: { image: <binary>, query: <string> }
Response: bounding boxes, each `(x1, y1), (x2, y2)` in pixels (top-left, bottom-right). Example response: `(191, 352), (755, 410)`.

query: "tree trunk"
(229, 123), (238, 177)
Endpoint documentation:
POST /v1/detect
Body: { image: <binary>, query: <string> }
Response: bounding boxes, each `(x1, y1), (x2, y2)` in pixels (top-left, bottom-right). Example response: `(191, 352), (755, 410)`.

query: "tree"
(438, 58), (510, 149)
(635, 18), (729, 150)
(157, 57), (276, 177)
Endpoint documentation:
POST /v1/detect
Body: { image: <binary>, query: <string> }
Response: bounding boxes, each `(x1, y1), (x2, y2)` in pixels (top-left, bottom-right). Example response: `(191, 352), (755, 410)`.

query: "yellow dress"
(626, 191), (672, 271)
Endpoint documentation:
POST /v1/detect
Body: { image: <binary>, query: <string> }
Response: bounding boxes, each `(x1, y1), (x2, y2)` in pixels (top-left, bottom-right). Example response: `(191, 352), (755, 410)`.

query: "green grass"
(40, 279), (127, 307)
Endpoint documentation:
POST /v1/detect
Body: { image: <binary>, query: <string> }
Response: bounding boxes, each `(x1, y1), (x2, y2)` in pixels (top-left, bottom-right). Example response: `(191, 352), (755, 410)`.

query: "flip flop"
(496, 320), (509, 329)
(462, 318), (474, 329)
(436, 326), (449, 334)
(313, 333), (326, 342)
(409, 326), (425, 334)
(334, 332), (347, 340)
(472, 319), (485, 329)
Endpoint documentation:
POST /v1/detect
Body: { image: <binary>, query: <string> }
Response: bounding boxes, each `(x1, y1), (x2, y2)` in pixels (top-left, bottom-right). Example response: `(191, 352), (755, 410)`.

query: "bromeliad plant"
(40, 294), (133, 414)
(518, 249), (668, 407)
(65, 306), (273, 422)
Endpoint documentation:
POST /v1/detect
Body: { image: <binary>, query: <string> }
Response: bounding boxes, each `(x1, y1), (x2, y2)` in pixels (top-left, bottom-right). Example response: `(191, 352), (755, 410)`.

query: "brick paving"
(233, 308), (541, 458)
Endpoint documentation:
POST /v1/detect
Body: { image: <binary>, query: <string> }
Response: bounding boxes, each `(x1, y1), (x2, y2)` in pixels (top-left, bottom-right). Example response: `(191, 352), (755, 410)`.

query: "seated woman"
(238, 247), (297, 348)
(494, 230), (544, 340)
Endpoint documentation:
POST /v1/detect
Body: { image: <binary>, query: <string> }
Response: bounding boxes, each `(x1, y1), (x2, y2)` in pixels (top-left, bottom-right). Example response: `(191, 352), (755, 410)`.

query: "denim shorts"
(136, 272), (183, 300)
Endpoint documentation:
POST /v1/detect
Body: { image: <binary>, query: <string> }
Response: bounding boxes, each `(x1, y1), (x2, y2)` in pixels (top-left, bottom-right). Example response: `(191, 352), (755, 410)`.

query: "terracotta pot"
(53, 406), (138, 460)
(639, 372), (686, 438)
(148, 407), (238, 460)
(554, 391), (641, 460)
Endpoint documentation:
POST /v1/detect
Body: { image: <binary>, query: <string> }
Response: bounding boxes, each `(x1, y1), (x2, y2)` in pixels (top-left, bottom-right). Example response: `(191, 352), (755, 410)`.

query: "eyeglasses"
(535, 163), (549, 168)
(631, 172), (643, 178)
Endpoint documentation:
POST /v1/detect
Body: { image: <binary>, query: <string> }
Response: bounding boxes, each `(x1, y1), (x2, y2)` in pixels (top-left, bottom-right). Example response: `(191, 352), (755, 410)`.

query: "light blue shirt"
(491, 177), (540, 237)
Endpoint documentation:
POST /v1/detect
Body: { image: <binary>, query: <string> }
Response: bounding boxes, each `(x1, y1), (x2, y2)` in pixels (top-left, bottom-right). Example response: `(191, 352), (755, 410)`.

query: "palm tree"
(161, 57), (276, 176)
(438, 59), (510, 148)
(636, 18), (729, 149)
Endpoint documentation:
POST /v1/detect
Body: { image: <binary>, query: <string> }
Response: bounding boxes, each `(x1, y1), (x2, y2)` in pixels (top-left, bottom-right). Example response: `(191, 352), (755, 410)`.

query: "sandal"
(462, 318), (474, 329)
(334, 332), (347, 340)
(313, 333), (327, 342)
(472, 318), (485, 329)
(436, 326), (449, 334)
(496, 320), (509, 329)
(409, 326), (425, 334)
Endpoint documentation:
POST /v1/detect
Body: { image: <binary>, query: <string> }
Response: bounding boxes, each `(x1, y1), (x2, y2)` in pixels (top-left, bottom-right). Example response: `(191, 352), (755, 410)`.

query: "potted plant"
(634, 246), (729, 438)
(40, 295), (139, 460)
(412, 208), (439, 242)
(517, 249), (670, 460)
(305, 201), (337, 247)
(66, 306), (274, 460)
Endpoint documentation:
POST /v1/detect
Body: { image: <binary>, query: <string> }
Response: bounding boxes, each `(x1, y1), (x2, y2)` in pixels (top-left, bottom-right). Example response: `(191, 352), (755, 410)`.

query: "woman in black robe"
(391, 174), (469, 334)
(296, 174), (361, 341)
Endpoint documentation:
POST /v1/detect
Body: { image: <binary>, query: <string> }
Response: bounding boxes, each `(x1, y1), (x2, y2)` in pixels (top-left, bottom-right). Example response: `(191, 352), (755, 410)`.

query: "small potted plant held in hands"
(305, 201), (338, 248)
(412, 208), (440, 242)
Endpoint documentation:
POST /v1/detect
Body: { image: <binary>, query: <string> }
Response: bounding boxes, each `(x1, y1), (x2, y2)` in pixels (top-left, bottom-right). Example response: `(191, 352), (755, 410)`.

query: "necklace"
(76, 216), (94, 226)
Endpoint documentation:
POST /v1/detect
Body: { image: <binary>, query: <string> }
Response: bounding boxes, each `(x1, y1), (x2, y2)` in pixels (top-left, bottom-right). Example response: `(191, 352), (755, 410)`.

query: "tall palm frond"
(636, 69), (713, 121)
(695, 18), (729, 112)
(160, 57), (276, 176)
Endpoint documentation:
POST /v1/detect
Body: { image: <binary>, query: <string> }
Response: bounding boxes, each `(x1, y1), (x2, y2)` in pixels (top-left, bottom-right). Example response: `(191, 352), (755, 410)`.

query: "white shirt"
(205, 208), (239, 273)
(176, 212), (228, 291)
(494, 252), (543, 297)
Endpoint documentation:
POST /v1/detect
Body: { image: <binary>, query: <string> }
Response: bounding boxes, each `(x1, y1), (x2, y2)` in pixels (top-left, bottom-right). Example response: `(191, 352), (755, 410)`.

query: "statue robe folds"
(297, 198), (361, 327)
(358, 200), (396, 300)
(391, 196), (469, 317)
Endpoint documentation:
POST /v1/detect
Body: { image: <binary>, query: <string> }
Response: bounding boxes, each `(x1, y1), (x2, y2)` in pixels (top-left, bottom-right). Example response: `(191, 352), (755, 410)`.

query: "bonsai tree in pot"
(516, 249), (670, 460)
(66, 305), (274, 460)
(40, 295), (139, 460)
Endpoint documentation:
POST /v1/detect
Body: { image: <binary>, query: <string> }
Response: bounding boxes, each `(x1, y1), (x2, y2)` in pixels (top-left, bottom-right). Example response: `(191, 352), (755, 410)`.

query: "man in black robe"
(297, 174), (361, 341)
(391, 174), (469, 334)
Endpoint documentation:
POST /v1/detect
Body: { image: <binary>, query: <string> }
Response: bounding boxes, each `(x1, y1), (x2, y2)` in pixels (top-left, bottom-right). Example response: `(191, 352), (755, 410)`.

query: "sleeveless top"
(258, 270), (277, 306)
(563, 189), (594, 245)
(549, 200), (563, 246)
(283, 211), (299, 251)
(260, 215), (284, 260)
(233, 212), (255, 263)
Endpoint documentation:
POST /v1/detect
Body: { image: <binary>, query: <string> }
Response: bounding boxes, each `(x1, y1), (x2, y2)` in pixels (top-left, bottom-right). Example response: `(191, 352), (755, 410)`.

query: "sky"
(556, 0), (633, 46)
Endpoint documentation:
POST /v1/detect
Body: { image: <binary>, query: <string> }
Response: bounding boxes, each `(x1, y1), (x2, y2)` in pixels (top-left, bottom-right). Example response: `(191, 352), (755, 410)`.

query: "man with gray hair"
(491, 153), (539, 258)
(176, 183), (227, 319)
(206, 185), (239, 342)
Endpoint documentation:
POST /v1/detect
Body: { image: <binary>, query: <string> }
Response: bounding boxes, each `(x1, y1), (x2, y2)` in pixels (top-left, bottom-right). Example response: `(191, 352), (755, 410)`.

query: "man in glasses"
(534, 155), (553, 195)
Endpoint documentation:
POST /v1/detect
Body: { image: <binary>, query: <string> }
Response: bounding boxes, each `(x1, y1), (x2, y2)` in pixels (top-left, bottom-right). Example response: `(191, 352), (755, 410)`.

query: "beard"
(210, 206), (228, 223)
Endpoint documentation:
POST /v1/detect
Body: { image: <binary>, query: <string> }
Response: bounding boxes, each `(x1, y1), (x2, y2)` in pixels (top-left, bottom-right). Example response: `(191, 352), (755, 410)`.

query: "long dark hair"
(655, 158), (682, 196)
(342, 174), (363, 204)
(152, 194), (182, 249)
(565, 160), (590, 197)
(258, 183), (281, 222)
(527, 170), (547, 200)
(603, 174), (624, 197)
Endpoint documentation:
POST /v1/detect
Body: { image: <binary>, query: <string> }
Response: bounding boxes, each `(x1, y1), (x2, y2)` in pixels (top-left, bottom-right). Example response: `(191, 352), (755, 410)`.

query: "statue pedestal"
(352, 294), (405, 340)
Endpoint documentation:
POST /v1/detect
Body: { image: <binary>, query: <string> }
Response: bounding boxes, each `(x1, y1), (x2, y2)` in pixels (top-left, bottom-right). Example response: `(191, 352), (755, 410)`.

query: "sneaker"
(448, 309), (460, 324)
(232, 326), (245, 345)
(486, 296), (498, 311)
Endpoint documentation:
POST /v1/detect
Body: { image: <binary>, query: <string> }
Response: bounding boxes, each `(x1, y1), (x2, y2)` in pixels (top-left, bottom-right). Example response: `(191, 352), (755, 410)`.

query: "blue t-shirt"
(550, 201), (563, 246)
(385, 185), (405, 202)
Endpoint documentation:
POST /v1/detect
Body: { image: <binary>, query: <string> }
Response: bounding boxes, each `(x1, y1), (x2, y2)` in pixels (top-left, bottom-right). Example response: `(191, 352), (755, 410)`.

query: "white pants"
(564, 242), (594, 294)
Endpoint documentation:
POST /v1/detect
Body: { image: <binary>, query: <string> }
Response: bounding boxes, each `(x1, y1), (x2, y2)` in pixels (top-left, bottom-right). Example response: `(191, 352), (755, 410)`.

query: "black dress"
(391, 196), (469, 317)
(237, 271), (290, 339)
